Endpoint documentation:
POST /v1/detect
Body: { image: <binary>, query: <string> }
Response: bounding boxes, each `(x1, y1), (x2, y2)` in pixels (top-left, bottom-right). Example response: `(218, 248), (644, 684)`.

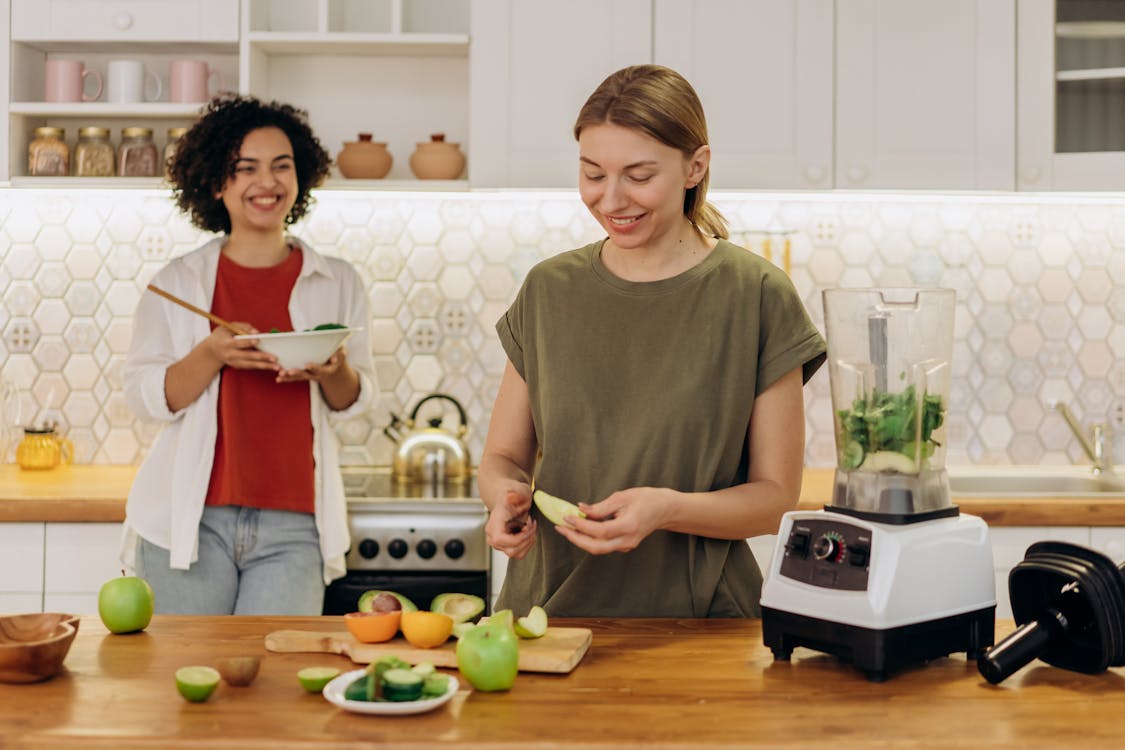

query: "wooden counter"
(2, 465), (1125, 526)
(2, 615), (1121, 749)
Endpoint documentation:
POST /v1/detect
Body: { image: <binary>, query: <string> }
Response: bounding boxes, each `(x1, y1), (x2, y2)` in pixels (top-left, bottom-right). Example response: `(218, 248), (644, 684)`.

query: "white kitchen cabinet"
(4, 0), (239, 181)
(835, 0), (1015, 190)
(43, 522), (123, 615)
(0, 522), (44, 613)
(653, 0), (834, 190)
(1017, 0), (1125, 190)
(469, 0), (653, 188)
(242, 0), (470, 185)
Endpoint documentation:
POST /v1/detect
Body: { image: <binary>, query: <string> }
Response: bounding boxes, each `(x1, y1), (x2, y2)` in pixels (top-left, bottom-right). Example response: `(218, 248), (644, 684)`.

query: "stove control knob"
(388, 539), (409, 559)
(357, 539), (380, 559)
(444, 539), (465, 559)
(416, 539), (437, 559)
(812, 534), (842, 562)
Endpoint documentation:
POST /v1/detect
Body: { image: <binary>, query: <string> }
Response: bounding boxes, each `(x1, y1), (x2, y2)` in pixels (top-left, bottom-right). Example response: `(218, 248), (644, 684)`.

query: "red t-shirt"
(204, 247), (315, 514)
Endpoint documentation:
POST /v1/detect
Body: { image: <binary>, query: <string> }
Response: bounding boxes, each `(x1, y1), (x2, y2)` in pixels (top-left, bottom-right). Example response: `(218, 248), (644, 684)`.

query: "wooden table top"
(3, 465), (1125, 526)
(2, 615), (1123, 749)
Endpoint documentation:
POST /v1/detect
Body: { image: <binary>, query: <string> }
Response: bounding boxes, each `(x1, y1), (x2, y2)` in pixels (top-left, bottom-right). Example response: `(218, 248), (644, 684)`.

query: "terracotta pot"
(336, 133), (392, 179)
(409, 133), (465, 180)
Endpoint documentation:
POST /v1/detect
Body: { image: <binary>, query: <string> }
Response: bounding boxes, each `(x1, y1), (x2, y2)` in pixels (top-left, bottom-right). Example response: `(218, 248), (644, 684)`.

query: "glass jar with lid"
(28, 126), (69, 176)
(74, 127), (115, 177)
(164, 126), (188, 179)
(118, 127), (158, 177)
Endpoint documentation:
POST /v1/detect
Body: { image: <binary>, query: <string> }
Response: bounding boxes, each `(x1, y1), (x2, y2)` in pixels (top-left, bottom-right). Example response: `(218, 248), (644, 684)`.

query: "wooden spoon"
(146, 284), (251, 335)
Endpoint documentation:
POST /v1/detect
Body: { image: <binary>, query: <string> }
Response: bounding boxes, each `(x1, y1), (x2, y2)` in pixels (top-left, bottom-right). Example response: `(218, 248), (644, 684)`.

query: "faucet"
(1049, 400), (1114, 475)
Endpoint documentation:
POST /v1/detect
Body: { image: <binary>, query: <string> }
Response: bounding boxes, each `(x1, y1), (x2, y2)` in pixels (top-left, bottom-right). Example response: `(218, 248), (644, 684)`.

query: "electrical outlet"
(1112, 400), (1125, 430)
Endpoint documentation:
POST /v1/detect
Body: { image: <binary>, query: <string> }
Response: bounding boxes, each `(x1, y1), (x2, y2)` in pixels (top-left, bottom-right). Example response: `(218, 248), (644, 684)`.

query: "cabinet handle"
(112, 11), (134, 30)
(845, 166), (868, 184)
(803, 165), (826, 184)
(1020, 166), (1042, 184)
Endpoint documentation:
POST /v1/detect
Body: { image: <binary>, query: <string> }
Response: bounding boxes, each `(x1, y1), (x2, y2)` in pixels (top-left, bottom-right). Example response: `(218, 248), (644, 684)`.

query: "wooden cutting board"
(264, 626), (592, 674)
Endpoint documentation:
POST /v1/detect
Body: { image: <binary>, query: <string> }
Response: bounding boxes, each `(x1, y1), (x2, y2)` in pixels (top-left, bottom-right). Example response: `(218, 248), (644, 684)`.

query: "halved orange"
(344, 610), (401, 643)
(400, 611), (454, 648)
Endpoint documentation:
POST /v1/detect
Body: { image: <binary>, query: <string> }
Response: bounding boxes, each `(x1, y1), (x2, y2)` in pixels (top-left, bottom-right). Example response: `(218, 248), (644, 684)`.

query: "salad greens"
(837, 384), (944, 472)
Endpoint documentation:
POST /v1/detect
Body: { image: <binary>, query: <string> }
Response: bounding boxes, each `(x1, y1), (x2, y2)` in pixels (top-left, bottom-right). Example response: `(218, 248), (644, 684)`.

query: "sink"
(947, 466), (1125, 497)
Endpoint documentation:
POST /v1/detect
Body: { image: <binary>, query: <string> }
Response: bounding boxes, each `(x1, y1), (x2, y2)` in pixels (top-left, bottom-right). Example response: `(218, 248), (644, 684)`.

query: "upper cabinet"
(468, 0), (652, 189)
(835, 0), (1015, 190)
(1017, 0), (1125, 190)
(652, 0), (834, 190)
(470, 0), (1014, 191)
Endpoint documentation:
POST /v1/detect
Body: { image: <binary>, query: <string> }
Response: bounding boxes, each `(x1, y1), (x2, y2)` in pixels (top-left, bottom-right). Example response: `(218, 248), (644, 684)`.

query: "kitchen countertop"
(2, 464), (1125, 526)
(3, 615), (1121, 749)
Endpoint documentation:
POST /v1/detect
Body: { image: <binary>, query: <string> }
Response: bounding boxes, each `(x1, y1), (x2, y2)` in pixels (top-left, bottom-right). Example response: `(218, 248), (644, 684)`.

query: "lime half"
(175, 666), (221, 702)
(297, 666), (341, 693)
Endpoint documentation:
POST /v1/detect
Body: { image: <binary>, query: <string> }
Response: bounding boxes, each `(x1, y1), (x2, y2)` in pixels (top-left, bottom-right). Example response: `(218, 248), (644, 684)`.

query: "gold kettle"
(385, 393), (472, 485)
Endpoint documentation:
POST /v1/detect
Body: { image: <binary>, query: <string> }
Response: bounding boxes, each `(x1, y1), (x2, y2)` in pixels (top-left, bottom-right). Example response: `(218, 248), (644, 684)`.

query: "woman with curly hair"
(121, 94), (376, 615)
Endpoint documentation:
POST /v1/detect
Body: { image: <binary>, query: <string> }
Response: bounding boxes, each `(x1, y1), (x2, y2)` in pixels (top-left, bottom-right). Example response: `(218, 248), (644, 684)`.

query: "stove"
(322, 466), (491, 615)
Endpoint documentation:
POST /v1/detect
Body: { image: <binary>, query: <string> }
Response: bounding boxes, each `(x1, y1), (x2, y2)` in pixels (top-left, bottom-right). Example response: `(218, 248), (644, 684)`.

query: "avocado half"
(430, 592), (486, 624)
(357, 589), (418, 614)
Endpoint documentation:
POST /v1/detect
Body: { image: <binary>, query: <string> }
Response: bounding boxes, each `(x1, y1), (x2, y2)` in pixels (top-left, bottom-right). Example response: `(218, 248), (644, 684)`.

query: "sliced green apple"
(513, 605), (548, 639)
(533, 489), (586, 526)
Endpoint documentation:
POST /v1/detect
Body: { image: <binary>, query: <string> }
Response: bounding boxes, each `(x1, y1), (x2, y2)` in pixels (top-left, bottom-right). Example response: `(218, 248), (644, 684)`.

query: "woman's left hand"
(275, 347), (347, 383)
(554, 487), (674, 555)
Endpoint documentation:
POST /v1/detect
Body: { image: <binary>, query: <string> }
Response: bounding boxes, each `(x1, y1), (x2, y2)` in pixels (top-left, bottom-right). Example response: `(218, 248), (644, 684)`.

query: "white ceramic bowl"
(235, 327), (357, 370)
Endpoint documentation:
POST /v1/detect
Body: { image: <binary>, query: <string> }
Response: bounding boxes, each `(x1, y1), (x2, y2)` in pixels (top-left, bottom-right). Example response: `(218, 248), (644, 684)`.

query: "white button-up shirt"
(121, 235), (376, 584)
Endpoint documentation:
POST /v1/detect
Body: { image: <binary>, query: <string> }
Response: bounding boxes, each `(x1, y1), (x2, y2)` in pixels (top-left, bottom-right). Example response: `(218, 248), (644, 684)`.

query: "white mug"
(106, 60), (162, 103)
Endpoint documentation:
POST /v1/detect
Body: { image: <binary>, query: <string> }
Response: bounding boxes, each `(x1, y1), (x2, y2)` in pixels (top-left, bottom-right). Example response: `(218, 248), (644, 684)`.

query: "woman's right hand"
(205, 324), (279, 371)
(485, 486), (538, 559)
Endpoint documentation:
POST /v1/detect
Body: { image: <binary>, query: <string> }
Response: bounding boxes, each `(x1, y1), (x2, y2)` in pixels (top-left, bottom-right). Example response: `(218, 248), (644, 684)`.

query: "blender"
(760, 288), (996, 681)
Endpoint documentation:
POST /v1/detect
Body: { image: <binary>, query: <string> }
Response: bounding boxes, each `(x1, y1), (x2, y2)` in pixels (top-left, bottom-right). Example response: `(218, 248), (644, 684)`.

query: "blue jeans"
(136, 505), (324, 615)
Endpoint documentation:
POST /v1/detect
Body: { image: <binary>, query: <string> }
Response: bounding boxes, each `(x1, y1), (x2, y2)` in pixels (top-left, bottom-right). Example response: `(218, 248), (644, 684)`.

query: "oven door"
(323, 571), (490, 615)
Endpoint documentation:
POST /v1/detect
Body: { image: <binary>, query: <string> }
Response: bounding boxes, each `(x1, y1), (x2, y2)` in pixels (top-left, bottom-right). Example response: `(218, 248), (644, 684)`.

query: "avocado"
(430, 592), (485, 624)
(357, 589), (418, 614)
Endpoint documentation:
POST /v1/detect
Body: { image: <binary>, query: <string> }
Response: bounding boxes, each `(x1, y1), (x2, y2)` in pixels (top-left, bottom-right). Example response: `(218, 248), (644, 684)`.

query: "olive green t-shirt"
(495, 238), (826, 617)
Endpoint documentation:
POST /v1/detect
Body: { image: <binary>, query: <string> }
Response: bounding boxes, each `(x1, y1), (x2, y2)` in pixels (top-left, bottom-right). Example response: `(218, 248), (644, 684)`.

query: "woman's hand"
(205, 324), (280, 371)
(485, 487), (538, 559)
(275, 346), (347, 383)
(554, 487), (675, 555)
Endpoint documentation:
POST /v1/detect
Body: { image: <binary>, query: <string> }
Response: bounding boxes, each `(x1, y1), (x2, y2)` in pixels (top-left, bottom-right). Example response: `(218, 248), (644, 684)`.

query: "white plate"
(322, 668), (459, 716)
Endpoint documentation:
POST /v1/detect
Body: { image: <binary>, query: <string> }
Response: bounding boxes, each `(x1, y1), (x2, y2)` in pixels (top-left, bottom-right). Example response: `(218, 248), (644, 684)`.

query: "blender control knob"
(444, 539), (465, 559)
(812, 534), (841, 562)
(357, 539), (380, 559)
(416, 539), (437, 559)
(388, 539), (409, 559)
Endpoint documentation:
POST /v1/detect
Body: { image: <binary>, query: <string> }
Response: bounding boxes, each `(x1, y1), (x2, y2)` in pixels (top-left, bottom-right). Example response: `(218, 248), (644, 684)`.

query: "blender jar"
(823, 288), (955, 517)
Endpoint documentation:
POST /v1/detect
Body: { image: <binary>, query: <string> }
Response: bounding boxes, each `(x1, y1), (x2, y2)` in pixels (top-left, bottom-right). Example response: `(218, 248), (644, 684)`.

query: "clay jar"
(336, 133), (392, 179)
(409, 133), (465, 180)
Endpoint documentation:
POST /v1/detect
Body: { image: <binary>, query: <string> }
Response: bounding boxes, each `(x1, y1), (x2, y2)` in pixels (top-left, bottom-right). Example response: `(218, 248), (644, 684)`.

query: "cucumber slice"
(344, 674), (372, 702)
(421, 673), (452, 697)
(382, 668), (424, 701)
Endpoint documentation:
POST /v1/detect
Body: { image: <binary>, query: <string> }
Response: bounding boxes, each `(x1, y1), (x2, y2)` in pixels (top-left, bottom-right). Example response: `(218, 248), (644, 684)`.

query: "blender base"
(762, 605), (996, 682)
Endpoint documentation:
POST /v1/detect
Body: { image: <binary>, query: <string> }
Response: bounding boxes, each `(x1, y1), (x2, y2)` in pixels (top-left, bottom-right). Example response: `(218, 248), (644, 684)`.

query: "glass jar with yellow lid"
(118, 126), (158, 177)
(74, 126), (115, 177)
(28, 126), (69, 176)
(164, 126), (188, 179)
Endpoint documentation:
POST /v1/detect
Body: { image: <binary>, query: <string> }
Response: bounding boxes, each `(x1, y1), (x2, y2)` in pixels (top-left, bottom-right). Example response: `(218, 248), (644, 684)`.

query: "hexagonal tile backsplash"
(1, 188), (1123, 470)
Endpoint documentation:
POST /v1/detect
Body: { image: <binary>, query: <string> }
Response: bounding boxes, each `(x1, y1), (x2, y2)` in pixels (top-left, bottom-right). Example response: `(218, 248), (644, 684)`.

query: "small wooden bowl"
(0, 612), (80, 683)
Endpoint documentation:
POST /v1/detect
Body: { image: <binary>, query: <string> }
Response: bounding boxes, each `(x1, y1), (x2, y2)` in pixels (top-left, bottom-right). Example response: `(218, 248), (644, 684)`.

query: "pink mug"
(169, 59), (223, 103)
(45, 59), (103, 103)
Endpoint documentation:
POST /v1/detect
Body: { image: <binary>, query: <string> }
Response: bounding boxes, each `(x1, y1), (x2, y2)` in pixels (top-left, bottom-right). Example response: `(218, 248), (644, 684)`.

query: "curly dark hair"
(168, 94), (331, 234)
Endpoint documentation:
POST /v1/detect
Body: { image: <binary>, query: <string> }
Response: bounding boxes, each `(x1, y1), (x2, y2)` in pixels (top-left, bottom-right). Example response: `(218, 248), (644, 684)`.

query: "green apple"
(514, 605), (548, 639)
(456, 622), (520, 692)
(533, 489), (586, 526)
(98, 575), (155, 634)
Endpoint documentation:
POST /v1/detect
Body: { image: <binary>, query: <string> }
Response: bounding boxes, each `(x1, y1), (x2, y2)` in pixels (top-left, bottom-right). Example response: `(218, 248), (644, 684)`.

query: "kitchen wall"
(0, 187), (1122, 469)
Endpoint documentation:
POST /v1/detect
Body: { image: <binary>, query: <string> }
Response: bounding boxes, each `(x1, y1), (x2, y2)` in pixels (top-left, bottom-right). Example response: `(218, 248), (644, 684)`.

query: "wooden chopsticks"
(146, 284), (251, 335)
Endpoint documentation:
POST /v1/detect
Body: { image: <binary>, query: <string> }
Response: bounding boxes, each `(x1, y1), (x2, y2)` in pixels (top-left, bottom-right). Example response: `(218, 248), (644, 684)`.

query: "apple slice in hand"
(532, 489), (586, 527)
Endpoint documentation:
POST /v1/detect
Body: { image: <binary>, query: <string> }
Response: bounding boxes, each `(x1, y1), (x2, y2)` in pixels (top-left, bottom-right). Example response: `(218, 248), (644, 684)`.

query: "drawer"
(12, 0), (238, 42)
